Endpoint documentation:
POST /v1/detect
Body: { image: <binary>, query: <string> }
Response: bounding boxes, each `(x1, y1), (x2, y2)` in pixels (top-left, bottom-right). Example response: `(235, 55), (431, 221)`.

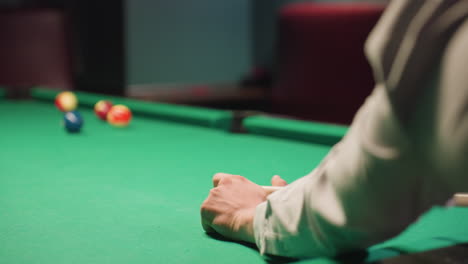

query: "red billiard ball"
(55, 91), (78, 112)
(94, 100), (113, 120)
(107, 104), (132, 127)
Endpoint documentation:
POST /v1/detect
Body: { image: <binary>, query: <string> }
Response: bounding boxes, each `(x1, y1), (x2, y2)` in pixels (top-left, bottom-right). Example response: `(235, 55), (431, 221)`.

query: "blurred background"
(0, 0), (389, 124)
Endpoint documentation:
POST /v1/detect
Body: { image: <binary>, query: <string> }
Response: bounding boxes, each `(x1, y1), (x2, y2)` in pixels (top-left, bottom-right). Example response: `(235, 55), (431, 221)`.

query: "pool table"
(1, 87), (467, 264)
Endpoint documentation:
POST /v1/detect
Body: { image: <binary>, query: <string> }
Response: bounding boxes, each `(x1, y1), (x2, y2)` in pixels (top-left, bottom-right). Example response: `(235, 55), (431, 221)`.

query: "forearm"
(253, 87), (422, 258)
(252, 0), (468, 258)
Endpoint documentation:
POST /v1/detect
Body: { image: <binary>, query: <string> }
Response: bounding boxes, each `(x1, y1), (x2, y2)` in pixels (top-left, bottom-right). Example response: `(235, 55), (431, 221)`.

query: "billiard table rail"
(1, 86), (350, 146)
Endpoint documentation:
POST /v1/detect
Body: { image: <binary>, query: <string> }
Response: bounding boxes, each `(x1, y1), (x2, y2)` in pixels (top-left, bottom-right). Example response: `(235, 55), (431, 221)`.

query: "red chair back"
(273, 3), (386, 124)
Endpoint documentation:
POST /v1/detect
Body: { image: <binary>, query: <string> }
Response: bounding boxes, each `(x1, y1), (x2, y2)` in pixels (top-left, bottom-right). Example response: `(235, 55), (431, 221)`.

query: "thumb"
(271, 175), (288, 186)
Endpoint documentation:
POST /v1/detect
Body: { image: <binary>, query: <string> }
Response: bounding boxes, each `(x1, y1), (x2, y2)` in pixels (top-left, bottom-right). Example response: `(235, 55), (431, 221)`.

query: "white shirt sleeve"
(254, 86), (425, 258)
(253, 0), (468, 258)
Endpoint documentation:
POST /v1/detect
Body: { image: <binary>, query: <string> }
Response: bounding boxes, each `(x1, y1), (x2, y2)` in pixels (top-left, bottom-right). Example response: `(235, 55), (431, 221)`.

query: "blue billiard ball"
(64, 111), (83, 132)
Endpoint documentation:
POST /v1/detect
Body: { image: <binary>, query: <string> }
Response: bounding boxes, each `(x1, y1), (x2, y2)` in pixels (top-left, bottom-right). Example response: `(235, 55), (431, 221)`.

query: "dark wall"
(0, 0), (126, 95)
(66, 0), (125, 95)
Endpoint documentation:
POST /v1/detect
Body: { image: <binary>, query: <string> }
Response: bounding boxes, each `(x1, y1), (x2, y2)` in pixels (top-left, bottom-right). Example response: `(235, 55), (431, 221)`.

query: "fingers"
(213, 173), (246, 187)
(202, 174), (264, 243)
(214, 173), (287, 187)
(200, 195), (216, 233)
(271, 175), (288, 186)
(201, 218), (215, 233)
(212, 173), (233, 187)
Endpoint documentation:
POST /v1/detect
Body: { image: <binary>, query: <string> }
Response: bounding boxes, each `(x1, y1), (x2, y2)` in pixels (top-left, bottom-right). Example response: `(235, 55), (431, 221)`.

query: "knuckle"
(235, 175), (246, 181)
(200, 201), (212, 215)
(213, 172), (232, 187)
(219, 177), (232, 186)
(209, 188), (218, 195)
(200, 203), (208, 213)
(213, 172), (230, 180)
(212, 172), (223, 179)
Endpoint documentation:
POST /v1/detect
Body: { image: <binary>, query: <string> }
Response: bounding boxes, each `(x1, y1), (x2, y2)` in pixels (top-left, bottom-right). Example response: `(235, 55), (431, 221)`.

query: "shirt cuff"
(253, 200), (275, 255)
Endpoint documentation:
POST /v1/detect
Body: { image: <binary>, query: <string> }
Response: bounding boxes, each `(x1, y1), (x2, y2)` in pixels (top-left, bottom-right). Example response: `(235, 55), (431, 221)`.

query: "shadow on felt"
(204, 231), (369, 264)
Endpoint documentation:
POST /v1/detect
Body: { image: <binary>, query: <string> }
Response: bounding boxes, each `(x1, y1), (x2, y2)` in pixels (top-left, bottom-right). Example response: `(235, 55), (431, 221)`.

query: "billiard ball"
(94, 100), (113, 120)
(64, 111), (83, 132)
(55, 91), (78, 112)
(107, 104), (132, 127)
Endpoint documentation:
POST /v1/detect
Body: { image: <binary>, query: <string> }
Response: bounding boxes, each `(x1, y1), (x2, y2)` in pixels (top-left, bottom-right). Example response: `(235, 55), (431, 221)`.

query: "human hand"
(200, 173), (287, 243)
(271, 175), (288, 187)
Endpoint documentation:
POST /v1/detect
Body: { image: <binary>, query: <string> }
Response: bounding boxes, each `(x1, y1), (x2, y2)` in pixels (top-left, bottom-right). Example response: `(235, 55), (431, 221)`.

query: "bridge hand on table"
(200, 173), (287, 243)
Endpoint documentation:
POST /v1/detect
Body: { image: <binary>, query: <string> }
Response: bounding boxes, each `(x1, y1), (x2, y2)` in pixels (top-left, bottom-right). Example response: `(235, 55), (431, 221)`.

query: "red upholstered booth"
(0, 8), (73, 91)
(272, 3), (386, 124)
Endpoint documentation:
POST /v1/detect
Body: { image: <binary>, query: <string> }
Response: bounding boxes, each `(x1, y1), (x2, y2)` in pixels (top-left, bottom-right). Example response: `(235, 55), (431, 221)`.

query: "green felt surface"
(367, 207), (468, 259)
(32, 88), (233, 131)
(0, 99), (330, 264)
(297, 207), (468, 264)
(1, 95), (467, 264)
(244, 116), (348, 145)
